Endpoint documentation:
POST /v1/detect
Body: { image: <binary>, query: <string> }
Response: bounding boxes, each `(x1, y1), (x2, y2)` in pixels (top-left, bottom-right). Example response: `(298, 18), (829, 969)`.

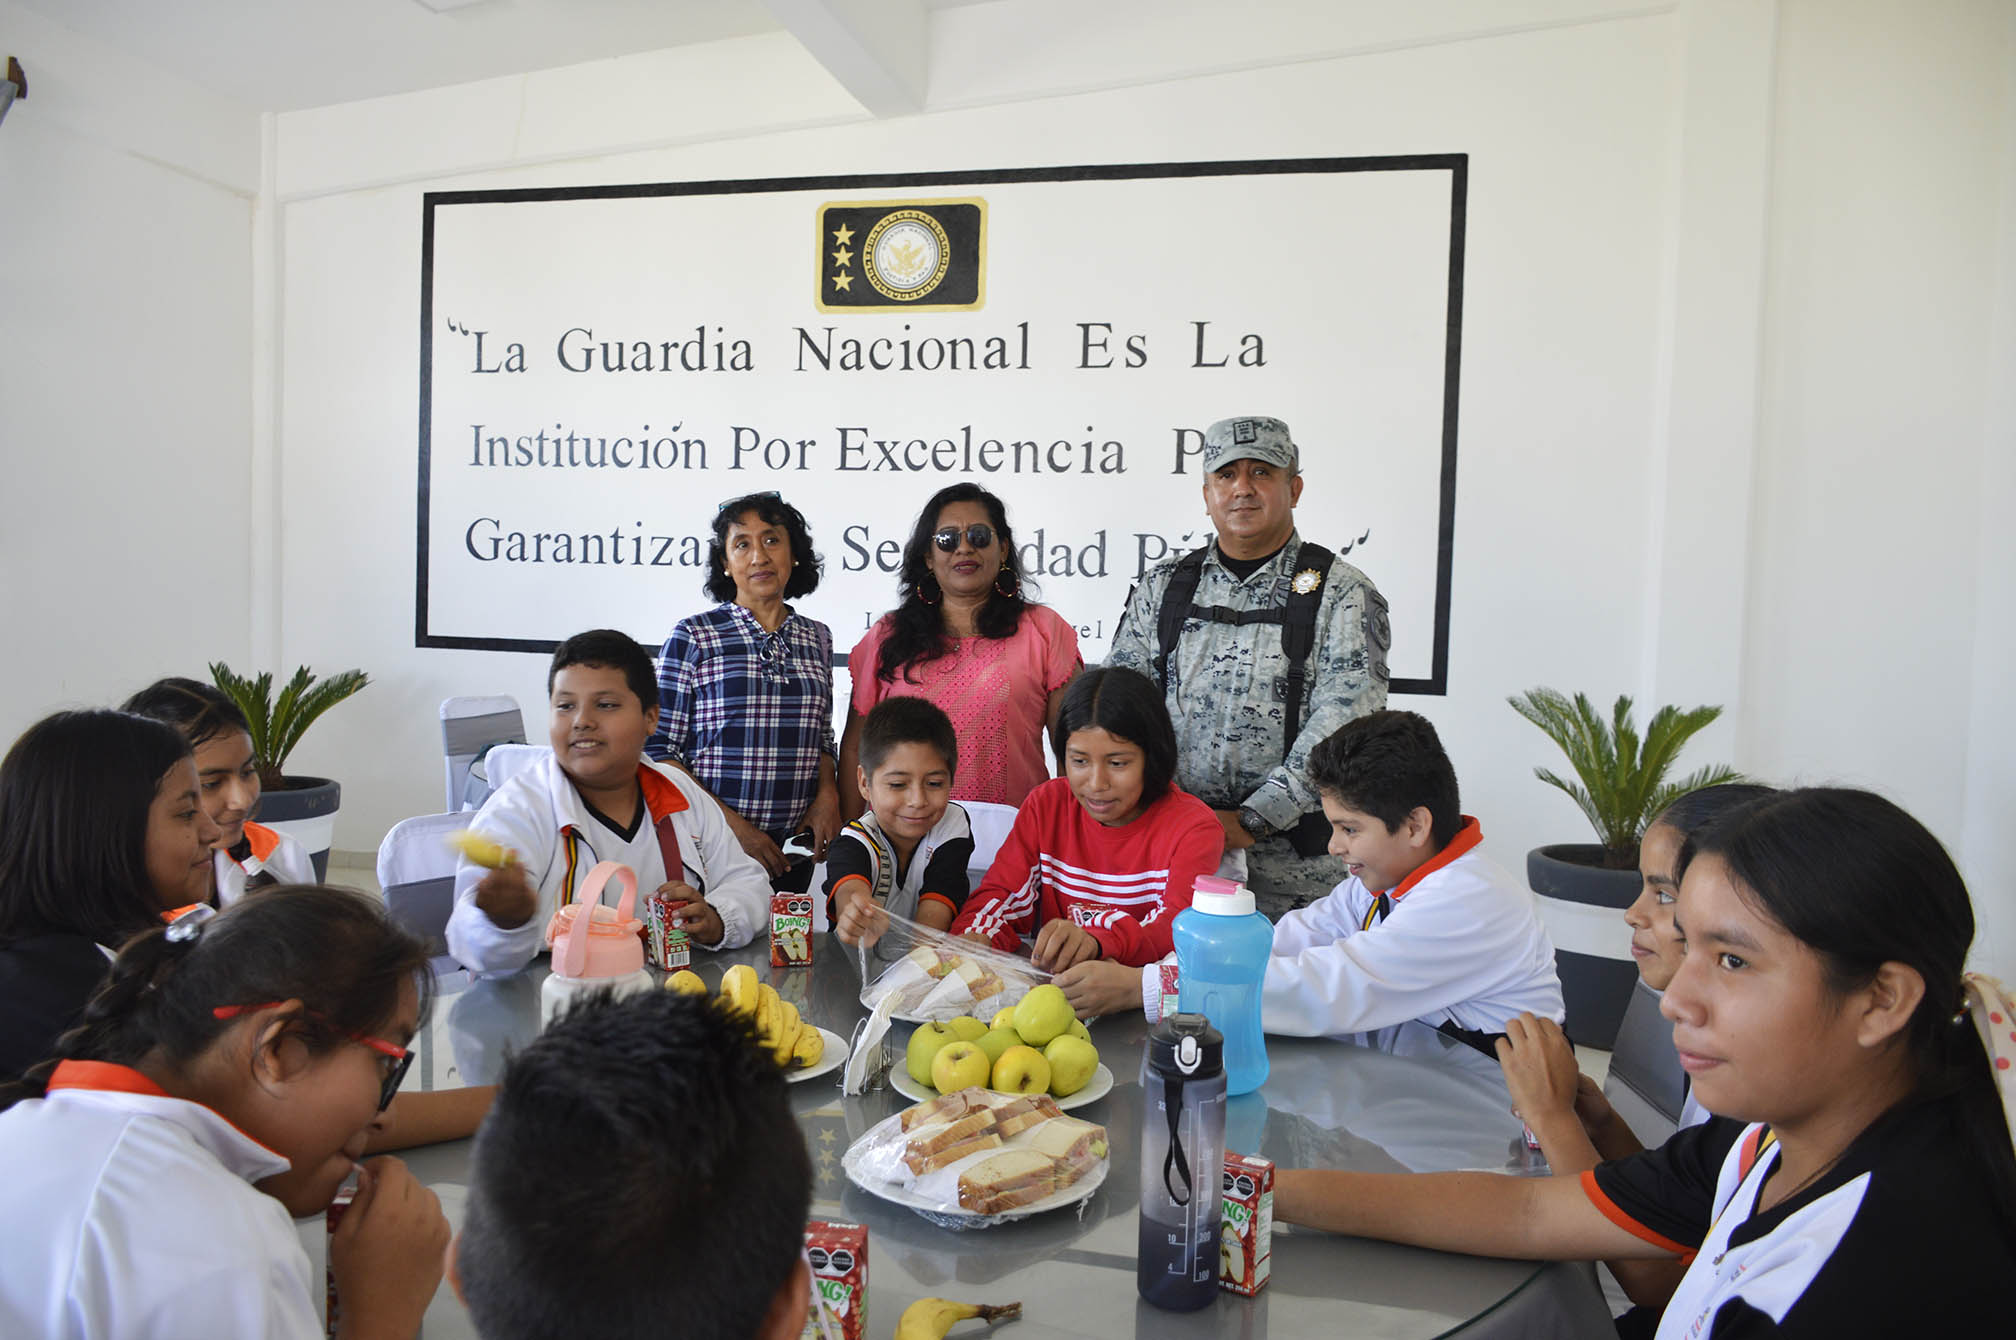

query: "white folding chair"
(440, 696), (526, 811)
(481, 743), (550, 796)
(961, 800), (1020, 887)
(376, 812), (476, 1087)
(1602, 976), (1686, 1147)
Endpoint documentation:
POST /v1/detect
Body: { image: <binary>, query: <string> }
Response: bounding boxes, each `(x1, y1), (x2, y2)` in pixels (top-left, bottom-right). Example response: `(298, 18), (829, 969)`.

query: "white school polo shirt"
(214, 821), (317, 907)
(0, 1061), (319, 1340)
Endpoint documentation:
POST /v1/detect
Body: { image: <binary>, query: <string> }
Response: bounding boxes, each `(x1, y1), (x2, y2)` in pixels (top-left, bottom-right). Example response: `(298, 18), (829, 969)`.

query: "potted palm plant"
(1509, 688), (1742, 1047)
(209, 663), (369, 880)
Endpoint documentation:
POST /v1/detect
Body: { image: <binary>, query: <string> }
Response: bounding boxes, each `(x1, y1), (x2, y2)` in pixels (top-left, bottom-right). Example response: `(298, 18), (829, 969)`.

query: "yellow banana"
(719, 965), (760, 1018)
(446, 830), (515, 869)
(791, 1024), (824, 1069)
(664, 970), (707, 996)
(757, 983), (782, 1043)
(771, 1001), (801, 1065)
(894, 1298), (1021, 1340)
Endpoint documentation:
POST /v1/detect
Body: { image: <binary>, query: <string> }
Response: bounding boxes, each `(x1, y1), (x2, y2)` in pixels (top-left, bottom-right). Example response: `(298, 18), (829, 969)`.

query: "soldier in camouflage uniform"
(1108, 415), (1390, 920)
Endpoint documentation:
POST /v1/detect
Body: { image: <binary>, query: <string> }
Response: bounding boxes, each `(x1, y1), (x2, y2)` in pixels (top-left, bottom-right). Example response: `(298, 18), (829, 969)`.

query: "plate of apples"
(888, 984), (1111, 1111)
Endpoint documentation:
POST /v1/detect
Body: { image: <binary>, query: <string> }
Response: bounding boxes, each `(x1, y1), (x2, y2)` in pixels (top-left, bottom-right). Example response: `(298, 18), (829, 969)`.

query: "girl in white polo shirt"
(0, 888), (451, 1339)
(1274, 788), (2016, 1337)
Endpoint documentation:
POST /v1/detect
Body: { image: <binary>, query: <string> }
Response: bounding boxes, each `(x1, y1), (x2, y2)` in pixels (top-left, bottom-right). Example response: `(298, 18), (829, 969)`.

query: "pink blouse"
(847, 605), (1082, 808)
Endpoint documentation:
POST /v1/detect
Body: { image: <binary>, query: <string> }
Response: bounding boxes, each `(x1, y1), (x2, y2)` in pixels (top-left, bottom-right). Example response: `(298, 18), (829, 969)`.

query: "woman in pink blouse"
(840, 483), (1081, 816)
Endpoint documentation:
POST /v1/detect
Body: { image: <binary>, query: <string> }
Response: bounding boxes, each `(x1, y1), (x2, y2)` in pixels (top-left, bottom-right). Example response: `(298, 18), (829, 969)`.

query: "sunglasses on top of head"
(932, 524), (996, 552)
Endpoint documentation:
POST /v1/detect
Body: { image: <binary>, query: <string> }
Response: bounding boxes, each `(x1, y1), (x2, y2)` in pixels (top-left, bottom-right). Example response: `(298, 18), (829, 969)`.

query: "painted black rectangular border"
(417, 153), (1465, 695)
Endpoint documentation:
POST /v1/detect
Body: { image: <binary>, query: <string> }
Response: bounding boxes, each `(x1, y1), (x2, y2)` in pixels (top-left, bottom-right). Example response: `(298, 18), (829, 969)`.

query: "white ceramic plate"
(886, 1063), (1114, 1111)
(841, 1115), (1109, 1225)
(786, 1028), (850, 1085)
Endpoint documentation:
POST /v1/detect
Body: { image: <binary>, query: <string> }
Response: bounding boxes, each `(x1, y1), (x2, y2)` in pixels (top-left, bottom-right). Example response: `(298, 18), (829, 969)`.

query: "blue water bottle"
(1173, 875), (1271, 1095)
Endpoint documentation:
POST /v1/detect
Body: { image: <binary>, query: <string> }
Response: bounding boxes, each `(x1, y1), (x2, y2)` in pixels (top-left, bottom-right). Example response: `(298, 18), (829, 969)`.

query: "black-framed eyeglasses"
(214, 1002), (414, 1111)
(718, 490), (781, 513)
(932, 523), (995, 552)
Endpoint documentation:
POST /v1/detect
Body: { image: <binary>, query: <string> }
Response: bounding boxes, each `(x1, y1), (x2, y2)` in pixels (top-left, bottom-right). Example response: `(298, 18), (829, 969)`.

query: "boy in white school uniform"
(445, 630), (769, 978)
(1260, 710), (1563, 1047)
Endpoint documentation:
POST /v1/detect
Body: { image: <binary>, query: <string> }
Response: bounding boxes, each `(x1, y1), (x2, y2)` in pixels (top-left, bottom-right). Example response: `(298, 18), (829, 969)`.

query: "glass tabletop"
(335, 931), (1610, 1339)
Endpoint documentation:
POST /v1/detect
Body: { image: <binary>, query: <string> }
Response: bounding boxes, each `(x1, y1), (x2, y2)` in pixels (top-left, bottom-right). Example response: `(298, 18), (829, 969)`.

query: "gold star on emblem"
(832, 223), (855, 246)
(818, 1128), (837, 1144)
(832, 272), (853, 292)
(831, 247), (853, 267)
(1292, 568), (1324, 595)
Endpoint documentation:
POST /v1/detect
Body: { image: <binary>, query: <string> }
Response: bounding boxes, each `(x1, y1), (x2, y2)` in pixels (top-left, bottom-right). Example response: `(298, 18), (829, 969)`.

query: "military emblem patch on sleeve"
(1291, 568), (1324, 595)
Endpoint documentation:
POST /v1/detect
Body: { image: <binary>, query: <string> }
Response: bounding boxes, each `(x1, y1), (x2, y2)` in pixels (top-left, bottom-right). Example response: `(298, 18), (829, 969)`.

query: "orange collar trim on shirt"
(1387, 816), (1483, 905)
(46, 1061), (290, 1161)
(638, 764), (691, 822)
(46, 1059), (171, 1098)
(241, 821), (282, 864)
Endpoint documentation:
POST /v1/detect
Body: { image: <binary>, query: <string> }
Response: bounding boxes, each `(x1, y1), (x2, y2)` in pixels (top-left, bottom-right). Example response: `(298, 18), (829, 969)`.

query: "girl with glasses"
(0, 887), (451, 1339)
(841, 483), (1082, 815)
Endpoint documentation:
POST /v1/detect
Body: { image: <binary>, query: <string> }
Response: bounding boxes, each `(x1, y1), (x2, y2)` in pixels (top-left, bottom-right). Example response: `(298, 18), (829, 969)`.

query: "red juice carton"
(772, 892), (814, 968)
(802, 1219), (867, 1340)
(1219, 1152), (1274, 1297)
(643, 892), (690, 970)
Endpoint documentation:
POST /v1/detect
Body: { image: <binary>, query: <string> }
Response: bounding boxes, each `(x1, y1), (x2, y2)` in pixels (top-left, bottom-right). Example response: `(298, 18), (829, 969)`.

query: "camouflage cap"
(1202, 416), (1299, 473)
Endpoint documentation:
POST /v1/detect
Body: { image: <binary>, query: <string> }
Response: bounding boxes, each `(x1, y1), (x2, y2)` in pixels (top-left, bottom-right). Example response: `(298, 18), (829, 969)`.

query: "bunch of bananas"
(668, 964), (824, 1069)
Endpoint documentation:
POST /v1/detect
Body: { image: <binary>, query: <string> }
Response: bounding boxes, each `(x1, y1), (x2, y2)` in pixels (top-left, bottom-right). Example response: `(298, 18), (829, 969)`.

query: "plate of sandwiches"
(842, 1087), (1109, 1225)
(865, 946), (1042, 1025)
(886, 1064), (1115, 1112)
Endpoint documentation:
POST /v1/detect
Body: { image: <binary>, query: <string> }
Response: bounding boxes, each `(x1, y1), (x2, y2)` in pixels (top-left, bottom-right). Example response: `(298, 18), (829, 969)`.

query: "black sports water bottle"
(1137, 1013), (1227, 1311)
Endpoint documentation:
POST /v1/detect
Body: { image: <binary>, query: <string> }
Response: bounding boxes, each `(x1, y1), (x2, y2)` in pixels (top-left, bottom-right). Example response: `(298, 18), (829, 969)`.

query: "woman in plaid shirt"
(647, 493), (839, 895)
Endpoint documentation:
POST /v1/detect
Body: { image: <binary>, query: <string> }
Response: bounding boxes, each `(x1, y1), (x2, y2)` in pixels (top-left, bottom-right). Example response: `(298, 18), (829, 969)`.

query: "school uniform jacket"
(1260, 819), (1564, 1037)
(0, 1061), (318, 1339)
(213, 821), (316, 908)
(444, 753), (768, 977)
(1587, 1106), (2013, 1336)
(950, 779), (1225, 967)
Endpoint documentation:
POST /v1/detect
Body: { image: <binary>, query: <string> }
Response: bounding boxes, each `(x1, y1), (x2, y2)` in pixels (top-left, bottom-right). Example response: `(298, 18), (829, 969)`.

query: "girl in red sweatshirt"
(954, 667), (1224, 969)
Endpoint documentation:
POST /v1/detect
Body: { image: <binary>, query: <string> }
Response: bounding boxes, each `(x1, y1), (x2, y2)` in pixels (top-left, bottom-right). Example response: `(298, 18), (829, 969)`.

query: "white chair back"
(482, 743), (551, 796)
(376, 811), (473, 991)
(440, 696), (526, 811)
(960, 800), (1020, 886)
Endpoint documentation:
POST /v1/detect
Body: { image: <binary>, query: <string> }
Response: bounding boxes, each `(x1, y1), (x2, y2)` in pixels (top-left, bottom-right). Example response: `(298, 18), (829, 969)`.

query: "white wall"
(0, 2), (259, 740)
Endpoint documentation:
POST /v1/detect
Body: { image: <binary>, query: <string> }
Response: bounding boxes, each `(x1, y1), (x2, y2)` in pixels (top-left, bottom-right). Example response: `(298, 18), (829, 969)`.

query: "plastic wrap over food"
(841, 1087), (1110, 1229)
(855, 912), (1051, 1022)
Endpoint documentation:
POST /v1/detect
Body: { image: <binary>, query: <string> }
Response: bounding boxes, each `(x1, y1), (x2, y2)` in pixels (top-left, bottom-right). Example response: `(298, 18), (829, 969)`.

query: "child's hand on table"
(1055, 959), (1142, 1018)
(1494, 1013), (1581, 1129)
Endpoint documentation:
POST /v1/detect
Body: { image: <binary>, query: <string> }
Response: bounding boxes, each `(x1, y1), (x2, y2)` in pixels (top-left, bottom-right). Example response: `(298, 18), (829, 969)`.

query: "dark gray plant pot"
(1528, 844), (1641, 1050)
(253, 776), (341, 881)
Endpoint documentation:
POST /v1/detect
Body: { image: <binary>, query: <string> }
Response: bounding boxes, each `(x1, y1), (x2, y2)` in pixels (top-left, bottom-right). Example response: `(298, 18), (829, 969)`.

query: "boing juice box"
(1219, 1152), (1274, 1296)
(772, 892), (814, 967)
(801, 1219), (867, 1340)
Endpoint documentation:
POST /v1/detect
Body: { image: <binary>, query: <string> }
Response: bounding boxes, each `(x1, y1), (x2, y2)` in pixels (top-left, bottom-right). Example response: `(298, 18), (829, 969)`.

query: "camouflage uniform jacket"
(1108, 531), (1390, 833)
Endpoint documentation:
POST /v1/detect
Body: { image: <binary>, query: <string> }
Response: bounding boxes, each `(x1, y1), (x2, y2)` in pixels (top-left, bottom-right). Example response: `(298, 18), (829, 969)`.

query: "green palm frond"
(210, 662), (369, 789)
(1507, 688), (1741, 868)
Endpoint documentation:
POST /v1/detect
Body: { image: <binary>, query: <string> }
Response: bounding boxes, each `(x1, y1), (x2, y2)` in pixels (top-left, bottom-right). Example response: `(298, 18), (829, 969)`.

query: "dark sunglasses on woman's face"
(932, 523), (995, 552)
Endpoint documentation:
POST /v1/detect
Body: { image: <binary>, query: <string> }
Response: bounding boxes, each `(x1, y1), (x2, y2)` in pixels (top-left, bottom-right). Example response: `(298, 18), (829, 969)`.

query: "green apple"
(1012, 983), (1074, 1047)
(991, 1044), (1052, 1095)
(1043, 1035), (1099, 1098)
(905, 1022), (956, 1086)
(931, 1040), (992, 1093)
(945, 1014), (988, 1043)
(990, 1005), (1019, 1031)
(976, 1025), (1023, 1066)
(1067, 1017), (1092, 1044)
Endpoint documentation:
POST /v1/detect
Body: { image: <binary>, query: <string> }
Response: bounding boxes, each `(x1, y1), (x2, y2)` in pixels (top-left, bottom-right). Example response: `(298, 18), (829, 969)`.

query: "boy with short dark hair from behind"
(450, 989), (812, 1340)
(1260, 710), (1565, 1044)
(825, 696), (975, 947)
(444, 629), (772, 976)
